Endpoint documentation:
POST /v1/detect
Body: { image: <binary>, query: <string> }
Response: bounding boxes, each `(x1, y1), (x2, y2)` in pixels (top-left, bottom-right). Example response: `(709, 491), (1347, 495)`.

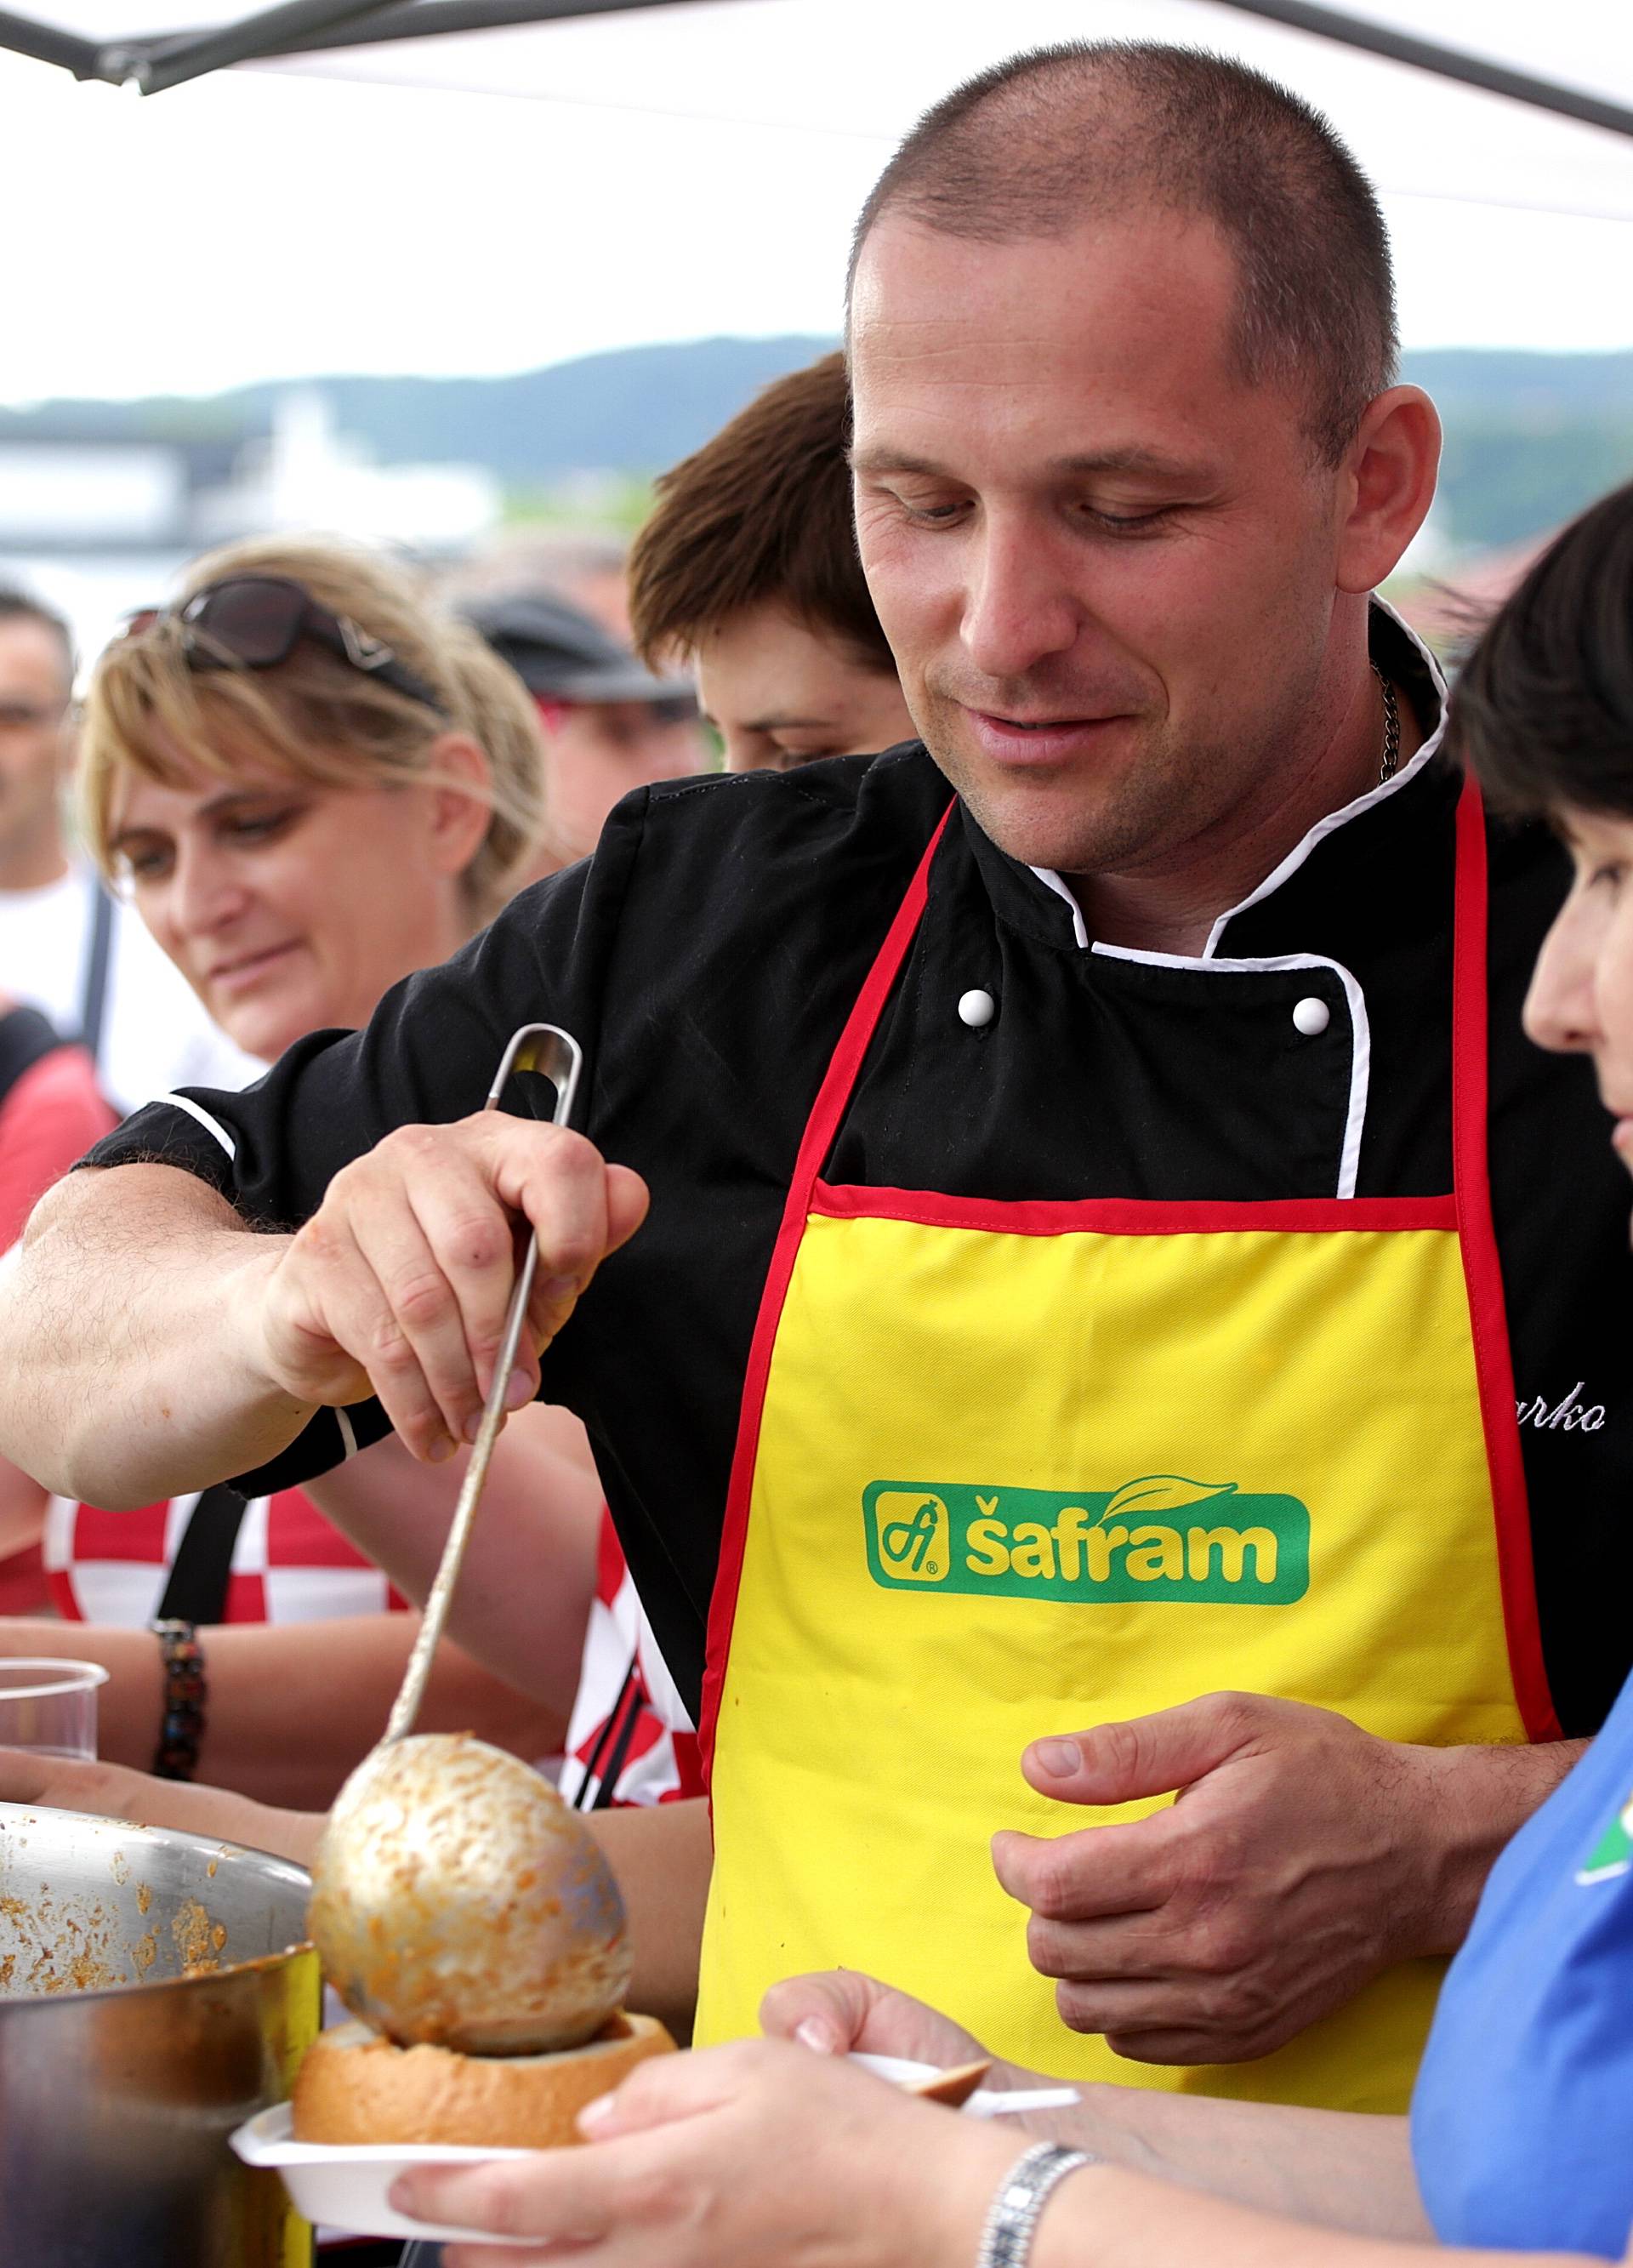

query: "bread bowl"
(293, 2011), (674, 2151)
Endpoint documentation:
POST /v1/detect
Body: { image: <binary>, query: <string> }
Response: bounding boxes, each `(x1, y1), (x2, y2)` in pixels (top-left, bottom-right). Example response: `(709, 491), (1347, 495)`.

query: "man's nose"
(960, 518), (1081, 682)
(1523, 900), (1598, 1055)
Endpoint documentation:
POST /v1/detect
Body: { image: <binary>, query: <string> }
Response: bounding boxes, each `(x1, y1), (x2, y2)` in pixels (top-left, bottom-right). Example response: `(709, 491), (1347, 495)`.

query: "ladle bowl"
(308, 1733), (632, 2054)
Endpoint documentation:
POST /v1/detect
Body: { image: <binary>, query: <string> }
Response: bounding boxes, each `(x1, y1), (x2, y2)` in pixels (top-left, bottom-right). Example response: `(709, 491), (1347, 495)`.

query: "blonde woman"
(0, 537), (602, 1809)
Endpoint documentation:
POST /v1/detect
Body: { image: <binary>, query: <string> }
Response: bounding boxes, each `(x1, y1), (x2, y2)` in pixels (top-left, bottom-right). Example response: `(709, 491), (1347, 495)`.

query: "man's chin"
(945, 771), (1134, 879)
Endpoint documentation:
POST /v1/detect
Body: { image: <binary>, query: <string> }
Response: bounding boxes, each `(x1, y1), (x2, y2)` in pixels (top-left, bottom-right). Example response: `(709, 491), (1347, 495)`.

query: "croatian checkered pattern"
(44, 1490), (409, 1627)
(559, 1512), (702, 1809)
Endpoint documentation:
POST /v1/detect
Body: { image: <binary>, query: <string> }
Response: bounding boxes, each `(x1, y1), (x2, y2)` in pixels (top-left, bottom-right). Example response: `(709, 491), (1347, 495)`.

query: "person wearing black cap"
(461, 590), (704, 876)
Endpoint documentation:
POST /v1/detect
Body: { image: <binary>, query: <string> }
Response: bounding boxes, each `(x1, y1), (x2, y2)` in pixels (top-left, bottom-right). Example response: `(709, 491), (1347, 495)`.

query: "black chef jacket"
(87, 633), (1633, 1740)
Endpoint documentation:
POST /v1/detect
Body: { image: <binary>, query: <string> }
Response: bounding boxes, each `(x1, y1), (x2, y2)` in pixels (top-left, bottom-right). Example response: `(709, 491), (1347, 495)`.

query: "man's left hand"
(992, 1691), (1583, 2065)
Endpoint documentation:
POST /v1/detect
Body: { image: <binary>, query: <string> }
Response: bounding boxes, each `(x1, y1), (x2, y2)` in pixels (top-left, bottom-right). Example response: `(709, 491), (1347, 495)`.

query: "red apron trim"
(699, 810), (955, 1779)
(811, 1183), (1460, 1237)
(1450, 779), (1560, 1742)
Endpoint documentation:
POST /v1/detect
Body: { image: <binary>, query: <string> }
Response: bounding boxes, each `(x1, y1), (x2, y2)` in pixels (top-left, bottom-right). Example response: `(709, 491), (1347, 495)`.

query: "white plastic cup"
(0, 1659), (110, 1758)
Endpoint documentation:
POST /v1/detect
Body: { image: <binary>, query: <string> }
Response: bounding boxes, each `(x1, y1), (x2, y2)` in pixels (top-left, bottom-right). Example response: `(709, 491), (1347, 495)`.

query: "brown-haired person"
(628, 350), (915, 771)
(3, 43), (1630, 2118)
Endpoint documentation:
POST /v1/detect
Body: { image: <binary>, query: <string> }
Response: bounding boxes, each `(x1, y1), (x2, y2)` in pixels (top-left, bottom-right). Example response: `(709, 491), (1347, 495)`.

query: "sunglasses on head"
(124, 575), (448, 719)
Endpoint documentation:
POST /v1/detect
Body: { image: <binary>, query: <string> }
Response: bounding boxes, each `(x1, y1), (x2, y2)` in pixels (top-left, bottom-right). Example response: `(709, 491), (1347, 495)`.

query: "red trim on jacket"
(1452, 781), (1560, 1742)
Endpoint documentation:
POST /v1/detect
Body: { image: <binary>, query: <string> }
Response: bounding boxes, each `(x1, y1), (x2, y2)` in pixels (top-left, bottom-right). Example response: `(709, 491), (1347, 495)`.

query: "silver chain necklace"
(1373, 664), (1401, 784)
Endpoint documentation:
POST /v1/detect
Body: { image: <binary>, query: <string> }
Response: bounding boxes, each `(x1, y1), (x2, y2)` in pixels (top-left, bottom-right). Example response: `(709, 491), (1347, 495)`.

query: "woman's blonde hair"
(80, 533), (548, 921)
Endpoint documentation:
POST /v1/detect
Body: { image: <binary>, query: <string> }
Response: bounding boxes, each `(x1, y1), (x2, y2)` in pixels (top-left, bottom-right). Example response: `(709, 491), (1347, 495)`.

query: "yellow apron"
(697, 782), (1557, 2111)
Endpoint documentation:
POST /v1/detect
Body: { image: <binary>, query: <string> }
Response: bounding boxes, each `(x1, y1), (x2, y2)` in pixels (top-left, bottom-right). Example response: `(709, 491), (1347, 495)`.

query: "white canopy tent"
(0, 3), (1629, 408)
(7, 2), (1633, 200)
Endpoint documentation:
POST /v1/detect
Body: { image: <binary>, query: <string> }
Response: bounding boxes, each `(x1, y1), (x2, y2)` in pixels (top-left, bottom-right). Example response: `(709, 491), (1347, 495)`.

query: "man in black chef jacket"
(3, 43), (1628, 2112)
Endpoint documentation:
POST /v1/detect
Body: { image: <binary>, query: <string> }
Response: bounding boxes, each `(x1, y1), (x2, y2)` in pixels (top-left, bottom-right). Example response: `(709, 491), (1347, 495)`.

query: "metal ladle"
(307, 1023), (634, 2055)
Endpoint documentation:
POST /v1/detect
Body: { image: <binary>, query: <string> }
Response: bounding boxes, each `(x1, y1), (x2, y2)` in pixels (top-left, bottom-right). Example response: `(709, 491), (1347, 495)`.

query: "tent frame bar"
(255, 0), (710, 58)
(1212, 0), (1633, 140)
(0, 0), (1626, 142)
(128, 0), (698, 88)
(0, 4), (100, 72)
(127, 0), (406, 90)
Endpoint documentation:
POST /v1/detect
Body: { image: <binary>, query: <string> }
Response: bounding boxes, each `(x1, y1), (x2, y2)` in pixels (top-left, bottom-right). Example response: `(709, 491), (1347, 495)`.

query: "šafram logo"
(864, 1476), (1309, 1605)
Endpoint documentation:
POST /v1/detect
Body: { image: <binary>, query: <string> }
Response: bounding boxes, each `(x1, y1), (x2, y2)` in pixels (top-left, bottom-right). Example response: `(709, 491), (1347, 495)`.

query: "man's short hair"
(627, 351), (894, 673)
(850, 41), (1398, 464)
(0, 585), (74, 689)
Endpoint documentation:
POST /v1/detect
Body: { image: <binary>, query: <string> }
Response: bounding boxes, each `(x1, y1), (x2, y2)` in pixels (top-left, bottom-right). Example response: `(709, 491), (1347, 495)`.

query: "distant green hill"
(4, 337), (1631, 556)
(1401, 350), (1633, 551)
(0, 336), (840, 486)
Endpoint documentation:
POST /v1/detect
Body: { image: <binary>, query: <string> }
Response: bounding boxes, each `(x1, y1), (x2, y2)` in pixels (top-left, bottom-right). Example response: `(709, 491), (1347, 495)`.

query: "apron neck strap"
(782, 802), (955, 1208)
(1451, 775), (1492, 1200)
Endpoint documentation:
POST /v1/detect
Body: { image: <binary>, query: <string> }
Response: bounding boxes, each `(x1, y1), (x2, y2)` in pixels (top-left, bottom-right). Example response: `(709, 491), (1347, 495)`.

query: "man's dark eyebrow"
(849, 444), (1210, 482)
(1049, 448), (1213, 481)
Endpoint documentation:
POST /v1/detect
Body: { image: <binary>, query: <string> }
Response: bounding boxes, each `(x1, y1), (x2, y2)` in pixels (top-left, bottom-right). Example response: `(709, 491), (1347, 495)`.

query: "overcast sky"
(5, 0), (1633, 404)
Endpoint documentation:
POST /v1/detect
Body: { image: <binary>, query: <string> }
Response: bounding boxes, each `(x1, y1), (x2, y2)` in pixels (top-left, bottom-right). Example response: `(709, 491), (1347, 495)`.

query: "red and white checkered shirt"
(45, 1490), (409, 1627)
(558, 1511), (702, 1809)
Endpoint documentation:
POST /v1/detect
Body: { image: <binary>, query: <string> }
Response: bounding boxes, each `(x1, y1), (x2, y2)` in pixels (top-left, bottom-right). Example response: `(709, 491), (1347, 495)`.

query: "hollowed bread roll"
(293, 2011), (674, 2150)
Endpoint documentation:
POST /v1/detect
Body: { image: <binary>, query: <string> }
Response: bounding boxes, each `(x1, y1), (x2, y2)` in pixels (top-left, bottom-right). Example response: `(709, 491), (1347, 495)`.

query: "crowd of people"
(1, 32), (1631, 2268)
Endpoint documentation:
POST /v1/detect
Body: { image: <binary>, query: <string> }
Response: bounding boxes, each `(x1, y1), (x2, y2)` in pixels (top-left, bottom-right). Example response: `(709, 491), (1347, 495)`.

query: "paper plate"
(232, 2054), (1078, 2241)
(230, 2100), (540, 2246)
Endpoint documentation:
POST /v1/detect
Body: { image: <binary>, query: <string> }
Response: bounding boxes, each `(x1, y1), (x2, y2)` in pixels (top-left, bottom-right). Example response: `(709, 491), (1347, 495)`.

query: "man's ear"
(1334, 385), (1442, 595)
(426, 732), (496, 878)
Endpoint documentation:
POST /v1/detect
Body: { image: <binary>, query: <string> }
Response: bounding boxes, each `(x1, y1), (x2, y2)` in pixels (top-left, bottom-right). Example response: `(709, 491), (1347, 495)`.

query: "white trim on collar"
(1027, 597), (1448, 962)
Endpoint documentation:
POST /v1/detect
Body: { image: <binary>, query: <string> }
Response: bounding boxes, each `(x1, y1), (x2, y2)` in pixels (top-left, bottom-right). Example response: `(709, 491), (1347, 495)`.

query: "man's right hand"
(244, 1112), (649, 1463)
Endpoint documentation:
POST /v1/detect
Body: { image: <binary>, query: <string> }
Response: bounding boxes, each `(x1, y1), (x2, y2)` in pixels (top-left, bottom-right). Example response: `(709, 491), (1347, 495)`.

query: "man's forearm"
(0, 1165), (311, 1503)
(1419, 1735), (1590, 1953)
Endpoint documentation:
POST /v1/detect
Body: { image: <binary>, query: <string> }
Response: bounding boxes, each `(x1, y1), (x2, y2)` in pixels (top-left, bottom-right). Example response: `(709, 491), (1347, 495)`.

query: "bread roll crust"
(293, 2011), (674, 2150)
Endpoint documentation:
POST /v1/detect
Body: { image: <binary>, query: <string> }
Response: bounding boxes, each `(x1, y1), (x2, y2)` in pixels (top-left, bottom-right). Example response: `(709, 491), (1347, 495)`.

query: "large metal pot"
(0, 1801), (319, 2265)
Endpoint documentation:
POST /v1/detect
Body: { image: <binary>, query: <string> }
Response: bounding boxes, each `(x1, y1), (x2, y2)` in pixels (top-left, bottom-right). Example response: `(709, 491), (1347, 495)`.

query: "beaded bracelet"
(975, 2141), (1095, 2268)
(151, 1618), (208, 1781)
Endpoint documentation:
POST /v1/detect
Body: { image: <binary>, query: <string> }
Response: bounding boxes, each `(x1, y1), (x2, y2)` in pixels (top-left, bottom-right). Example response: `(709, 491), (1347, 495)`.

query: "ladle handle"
(384, 1023), (583, 1744)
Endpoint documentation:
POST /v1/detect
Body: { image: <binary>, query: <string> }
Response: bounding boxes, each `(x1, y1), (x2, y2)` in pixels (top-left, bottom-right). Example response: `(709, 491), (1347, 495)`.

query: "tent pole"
(1210, 0), (1633, 140)
(267, 0), (717, 55)
(115, 0), (404, 92)
(0, 6), (108, 74)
